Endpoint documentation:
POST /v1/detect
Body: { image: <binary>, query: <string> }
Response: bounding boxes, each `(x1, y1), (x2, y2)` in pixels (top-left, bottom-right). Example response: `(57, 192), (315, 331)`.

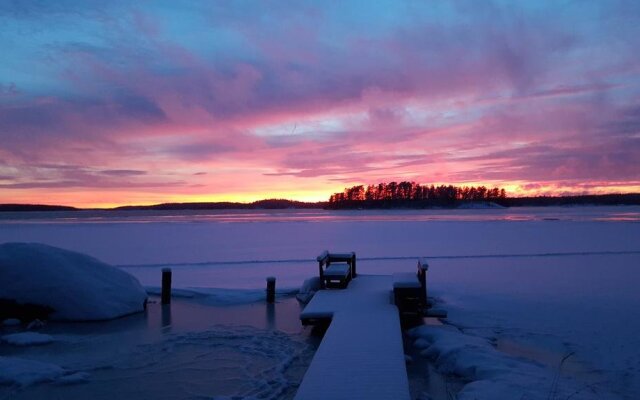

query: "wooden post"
(161, 268), (172, 305)
(351, 252), (357, 278)
(161, 303), (172, 327)
(417, 259), (428, 308)
(266, 276), (276, 303)
(318, 260), (325, 289)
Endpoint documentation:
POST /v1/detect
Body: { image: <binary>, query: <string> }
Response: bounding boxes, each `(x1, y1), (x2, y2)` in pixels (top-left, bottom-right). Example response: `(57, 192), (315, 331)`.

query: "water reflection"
(161, 304), (172, 329)
(266, 303), (276, 330)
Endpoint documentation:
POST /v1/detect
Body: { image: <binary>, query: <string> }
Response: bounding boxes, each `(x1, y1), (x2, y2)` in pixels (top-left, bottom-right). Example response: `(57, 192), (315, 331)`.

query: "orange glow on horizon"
(0, 188), (339, 209)
(2, 181), (639, 209)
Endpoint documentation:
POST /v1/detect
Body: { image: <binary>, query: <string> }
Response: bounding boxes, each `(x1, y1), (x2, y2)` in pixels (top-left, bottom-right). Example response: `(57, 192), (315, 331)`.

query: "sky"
(1, 0), (639, 207)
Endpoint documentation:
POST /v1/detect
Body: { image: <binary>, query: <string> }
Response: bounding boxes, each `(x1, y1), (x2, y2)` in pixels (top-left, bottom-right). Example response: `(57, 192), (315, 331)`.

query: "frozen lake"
(1, 206), (639, 399)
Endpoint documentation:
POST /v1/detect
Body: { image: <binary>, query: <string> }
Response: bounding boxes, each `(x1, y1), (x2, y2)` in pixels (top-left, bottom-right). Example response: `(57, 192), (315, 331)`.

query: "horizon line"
(2, 192), (640, 211)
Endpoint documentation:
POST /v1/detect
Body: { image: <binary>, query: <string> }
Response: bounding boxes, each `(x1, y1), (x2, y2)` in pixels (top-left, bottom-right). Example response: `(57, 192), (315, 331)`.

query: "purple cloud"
(1, 1), (639, 205)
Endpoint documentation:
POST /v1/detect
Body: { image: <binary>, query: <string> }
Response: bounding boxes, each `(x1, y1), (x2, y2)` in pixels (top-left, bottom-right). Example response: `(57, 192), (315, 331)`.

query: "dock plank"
(296, 275), (411, 400)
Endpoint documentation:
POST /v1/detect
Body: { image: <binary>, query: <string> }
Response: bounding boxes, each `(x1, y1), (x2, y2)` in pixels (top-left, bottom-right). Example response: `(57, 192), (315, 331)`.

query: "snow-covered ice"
(0, 243), (148, 321)
(145, 285), (298, 305)
(0, 357), (65, 386)
(54, 372), (90, 385)
(409, 324), (613, 399)
(2, 332), (54, 346)
(0, 356), (89, 388)
(423, 254), (640, 399)
(0, 206), (638, 399)
(0, 296), (315, 399)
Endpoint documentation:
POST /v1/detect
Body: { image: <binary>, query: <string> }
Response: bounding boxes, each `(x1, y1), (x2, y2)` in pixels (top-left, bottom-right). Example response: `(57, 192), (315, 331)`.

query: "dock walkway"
(295, 275), (411, 400)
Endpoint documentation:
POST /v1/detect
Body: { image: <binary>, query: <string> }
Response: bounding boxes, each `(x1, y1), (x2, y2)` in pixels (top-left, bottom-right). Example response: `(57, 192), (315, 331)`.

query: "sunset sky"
(1, 1), (639, 207)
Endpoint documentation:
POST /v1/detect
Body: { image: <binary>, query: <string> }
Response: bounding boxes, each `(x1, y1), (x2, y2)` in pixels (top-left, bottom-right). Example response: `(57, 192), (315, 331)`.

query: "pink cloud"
(1, 2), (639, 205)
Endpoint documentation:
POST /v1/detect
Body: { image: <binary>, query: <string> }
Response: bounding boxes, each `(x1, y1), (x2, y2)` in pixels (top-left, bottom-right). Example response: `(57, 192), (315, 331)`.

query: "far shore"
(1, 193), (640, 213)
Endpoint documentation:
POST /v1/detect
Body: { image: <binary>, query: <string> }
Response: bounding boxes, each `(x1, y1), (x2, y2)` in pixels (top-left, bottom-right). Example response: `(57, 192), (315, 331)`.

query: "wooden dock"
(295, 275), (411, 400)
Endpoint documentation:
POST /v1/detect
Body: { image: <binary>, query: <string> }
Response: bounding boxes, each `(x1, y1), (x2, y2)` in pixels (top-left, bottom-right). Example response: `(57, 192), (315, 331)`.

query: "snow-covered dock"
(296, 275), (411, 400)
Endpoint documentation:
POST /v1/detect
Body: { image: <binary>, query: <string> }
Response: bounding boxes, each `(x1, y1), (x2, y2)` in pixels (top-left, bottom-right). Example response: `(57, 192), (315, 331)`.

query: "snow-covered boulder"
(0, 243), (147, 321)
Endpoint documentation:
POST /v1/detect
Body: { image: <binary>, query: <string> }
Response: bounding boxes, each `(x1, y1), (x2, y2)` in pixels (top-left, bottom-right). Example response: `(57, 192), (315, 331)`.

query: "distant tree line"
(501, 193), (640, 207)
(0, 204), (77, 212)
(328, 182), (507, 208)
(114, 199), (326, 211)
(3, 193), (639, 213)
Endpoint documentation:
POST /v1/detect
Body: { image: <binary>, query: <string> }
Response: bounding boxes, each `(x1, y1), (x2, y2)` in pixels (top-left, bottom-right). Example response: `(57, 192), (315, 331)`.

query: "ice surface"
(145, 286), (298, 305)
(0, 297), (315, 399)
(0, 207), (639, 398)
(0, 357), (65, 386)
(55, 372), (90, 385)
(2, 332), (54, 346)
(0, 243), (147, 321)
(144, 326), (310, 400)
(1, 207), (638, 268)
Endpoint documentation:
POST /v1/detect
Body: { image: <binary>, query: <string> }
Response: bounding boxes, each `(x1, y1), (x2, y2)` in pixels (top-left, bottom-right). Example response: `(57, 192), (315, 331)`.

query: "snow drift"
(409, 325), (605, 400)
(0, 243), (147, 321)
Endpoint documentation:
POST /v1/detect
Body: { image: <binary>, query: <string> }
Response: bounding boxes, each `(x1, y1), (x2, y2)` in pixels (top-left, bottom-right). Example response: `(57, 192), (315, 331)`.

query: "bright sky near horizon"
(1, 1), (639, 207)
